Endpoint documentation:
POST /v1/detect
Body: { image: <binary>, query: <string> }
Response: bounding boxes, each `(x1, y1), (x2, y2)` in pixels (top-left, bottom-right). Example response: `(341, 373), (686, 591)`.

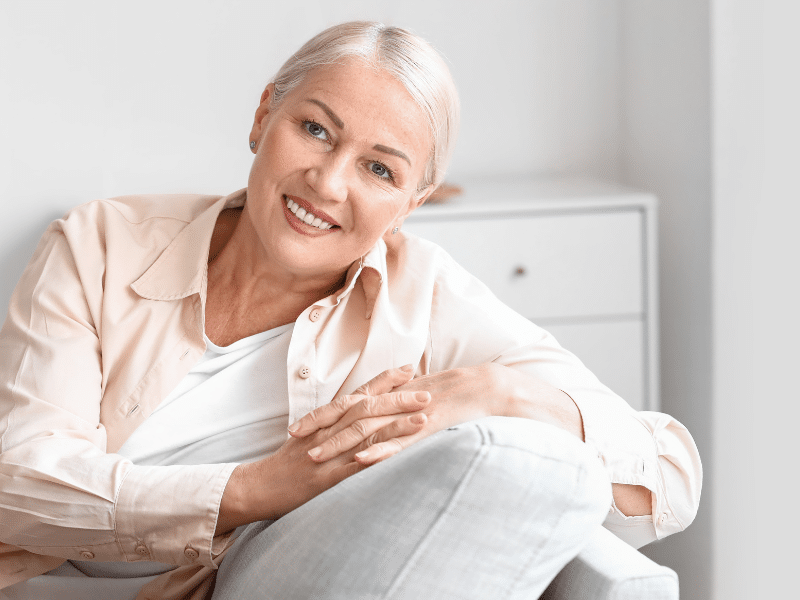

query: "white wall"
(617, 2), (713, 599)
(712, 0), (800, 597)
(0, 0), (621, 314)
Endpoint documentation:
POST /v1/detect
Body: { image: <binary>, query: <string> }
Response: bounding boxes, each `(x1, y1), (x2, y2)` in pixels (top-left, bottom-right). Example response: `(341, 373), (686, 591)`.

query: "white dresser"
(404, 177), (659, 412)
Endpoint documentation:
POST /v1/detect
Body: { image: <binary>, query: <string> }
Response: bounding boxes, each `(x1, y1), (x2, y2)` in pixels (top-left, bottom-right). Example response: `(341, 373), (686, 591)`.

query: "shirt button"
(298, 366), (312, 379)
(135, 543), (149, 556)
(658, 512), (669, 525)
(79, 550), (95, 560)
(184, 546), (199, 560)
(309, 308), (322, 322)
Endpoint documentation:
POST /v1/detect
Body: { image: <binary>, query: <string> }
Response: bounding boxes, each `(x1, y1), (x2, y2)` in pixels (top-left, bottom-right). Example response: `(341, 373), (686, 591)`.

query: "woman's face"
(245, 59), (433, 280)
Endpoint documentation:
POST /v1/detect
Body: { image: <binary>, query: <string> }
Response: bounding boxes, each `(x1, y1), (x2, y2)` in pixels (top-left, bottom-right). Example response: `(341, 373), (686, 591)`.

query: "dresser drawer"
(405, 210), (644, 320)
(544, 319), (646, 410)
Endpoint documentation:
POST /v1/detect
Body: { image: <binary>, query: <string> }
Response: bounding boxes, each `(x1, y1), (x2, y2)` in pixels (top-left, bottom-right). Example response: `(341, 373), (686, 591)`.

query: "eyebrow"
(306, 98), (412, 166)
(307, 99), (344, 130)
(373, 144), (411, 166)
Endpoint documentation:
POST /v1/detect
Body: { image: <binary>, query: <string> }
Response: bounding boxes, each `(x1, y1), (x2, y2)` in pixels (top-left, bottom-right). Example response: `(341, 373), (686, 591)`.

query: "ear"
(384, 186), (435, 242)
(403, 185), (435, 218)
(249, 83), (275, 152)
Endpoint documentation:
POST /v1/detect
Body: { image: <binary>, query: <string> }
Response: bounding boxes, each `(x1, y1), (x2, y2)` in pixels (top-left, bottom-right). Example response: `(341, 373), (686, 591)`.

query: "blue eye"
(304, 121), (328, 140)
(369, 162), (391, 179)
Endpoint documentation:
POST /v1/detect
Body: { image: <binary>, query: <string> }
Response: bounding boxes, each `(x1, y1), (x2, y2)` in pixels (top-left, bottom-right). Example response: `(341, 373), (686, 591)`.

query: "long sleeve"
(423, 243), (702, 548)
(0, 216), (236, 568)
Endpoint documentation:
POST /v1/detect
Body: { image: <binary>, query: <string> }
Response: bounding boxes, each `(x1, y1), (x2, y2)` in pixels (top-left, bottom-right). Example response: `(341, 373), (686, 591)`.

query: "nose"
(305, 151), (350, 204)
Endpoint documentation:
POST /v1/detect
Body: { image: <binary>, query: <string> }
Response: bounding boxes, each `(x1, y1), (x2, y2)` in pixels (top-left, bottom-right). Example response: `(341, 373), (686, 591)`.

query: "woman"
(0, 22), (701, 600)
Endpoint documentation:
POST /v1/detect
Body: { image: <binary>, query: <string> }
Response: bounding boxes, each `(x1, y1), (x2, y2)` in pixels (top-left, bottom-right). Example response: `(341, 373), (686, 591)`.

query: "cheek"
(265, 133), (297, 175)
(253, 124), (307, 180)
(355, 199), (409, 236)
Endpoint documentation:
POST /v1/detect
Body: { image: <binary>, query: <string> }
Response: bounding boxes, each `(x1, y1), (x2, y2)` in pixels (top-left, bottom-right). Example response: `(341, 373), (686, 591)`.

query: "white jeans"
(212, 417), (611, 600)
(1, 417), (609, 600)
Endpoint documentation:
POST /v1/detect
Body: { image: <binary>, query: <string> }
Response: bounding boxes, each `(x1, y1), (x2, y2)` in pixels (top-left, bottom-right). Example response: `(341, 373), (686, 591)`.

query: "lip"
(281, 196), (338, 237)
(284, 195), (341, 228)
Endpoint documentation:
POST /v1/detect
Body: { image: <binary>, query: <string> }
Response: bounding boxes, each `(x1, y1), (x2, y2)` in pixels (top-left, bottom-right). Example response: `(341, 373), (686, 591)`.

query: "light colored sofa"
(541, 527), (679, 600)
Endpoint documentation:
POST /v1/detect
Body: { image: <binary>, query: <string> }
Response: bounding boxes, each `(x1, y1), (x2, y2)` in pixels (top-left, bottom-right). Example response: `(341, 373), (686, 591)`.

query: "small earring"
(392, 226), (399, 234)
(249, 141), (256, 149)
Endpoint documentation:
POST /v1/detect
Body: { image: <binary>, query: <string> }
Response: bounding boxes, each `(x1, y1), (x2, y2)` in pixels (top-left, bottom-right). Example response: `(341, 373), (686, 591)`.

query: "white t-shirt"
(118, 323), (294, 467)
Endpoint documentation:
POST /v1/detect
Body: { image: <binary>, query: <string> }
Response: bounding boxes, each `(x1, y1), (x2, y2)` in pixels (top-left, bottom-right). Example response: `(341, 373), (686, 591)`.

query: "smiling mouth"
(283, 196), (338, 231)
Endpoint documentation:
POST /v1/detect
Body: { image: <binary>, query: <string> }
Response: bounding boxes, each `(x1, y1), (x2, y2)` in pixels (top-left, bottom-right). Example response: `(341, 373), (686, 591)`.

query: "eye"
(303, 120), (329, 141)
(368, 161), (393, 180)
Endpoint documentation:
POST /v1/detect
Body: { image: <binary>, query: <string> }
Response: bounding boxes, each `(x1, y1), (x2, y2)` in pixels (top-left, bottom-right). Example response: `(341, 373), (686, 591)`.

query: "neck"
(206, 205), (349, 315)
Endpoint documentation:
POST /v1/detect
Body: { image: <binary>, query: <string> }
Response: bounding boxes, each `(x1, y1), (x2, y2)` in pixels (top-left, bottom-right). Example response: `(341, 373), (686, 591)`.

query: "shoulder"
(50, 192), (226, 263)
(34, 192), (226, 293)
(388, 230), (495, 300)
(58, 193), (224, 230)
(387, 230), (470, 281)
(387, 231), (545, 370)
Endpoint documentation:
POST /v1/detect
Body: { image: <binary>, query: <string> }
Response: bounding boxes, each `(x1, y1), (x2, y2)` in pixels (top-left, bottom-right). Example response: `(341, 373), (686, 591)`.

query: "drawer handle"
(513, 265), (527, 277)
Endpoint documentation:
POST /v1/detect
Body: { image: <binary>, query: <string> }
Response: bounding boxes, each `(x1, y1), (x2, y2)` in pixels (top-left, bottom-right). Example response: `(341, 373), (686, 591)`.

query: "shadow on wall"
(0, 213), (63, 317)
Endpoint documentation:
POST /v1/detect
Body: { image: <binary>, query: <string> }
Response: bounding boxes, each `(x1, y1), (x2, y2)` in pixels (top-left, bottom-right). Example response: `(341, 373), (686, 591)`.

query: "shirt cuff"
(114, 462), (238, 568)
(574, 391), (702, 546)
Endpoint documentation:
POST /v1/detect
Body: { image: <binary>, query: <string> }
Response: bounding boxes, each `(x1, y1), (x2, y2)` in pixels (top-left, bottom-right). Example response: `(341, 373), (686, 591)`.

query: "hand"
(291, 363), (517, 466)
(293, 363), (584, 467)
(288, 364), (433, 458)
(216, 366), (430, 533)
(350, 363), (511, 464)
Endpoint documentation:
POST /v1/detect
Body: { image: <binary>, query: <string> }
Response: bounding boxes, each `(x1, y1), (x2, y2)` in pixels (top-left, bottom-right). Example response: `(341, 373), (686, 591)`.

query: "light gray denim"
(211, 416), (611, 600)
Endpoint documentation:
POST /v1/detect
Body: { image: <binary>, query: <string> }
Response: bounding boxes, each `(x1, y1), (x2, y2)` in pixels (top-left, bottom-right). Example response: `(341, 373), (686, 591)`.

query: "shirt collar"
(314, 241), (385, 318)
(131, 189), (245, 301)
(130, 188), (386, 318)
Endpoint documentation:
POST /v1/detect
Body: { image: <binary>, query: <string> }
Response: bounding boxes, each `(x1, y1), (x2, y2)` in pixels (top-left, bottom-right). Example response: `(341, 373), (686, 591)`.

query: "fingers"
(288, 393), (363, 437)
(354, 413), (428, 465)
(353, 364), (415, 397)
(326, 390), (430, 437)
(289, 387), (429, 438)
(307, 407), (428, 463)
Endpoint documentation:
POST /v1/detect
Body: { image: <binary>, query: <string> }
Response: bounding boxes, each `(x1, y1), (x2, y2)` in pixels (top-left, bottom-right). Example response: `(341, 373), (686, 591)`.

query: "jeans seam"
(381, 426), (489, 599)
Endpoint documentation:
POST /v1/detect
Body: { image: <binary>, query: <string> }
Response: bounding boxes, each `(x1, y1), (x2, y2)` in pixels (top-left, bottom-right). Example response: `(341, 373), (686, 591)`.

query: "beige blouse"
(0, 189), (702, 599)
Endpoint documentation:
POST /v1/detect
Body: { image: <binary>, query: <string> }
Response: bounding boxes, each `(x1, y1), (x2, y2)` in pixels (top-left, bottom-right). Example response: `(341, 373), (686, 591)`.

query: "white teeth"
(284, 197), (334, 230)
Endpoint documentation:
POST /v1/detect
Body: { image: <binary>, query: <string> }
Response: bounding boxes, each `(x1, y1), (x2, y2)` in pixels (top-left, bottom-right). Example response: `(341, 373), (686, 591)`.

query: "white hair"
(271, 21), (460, 190)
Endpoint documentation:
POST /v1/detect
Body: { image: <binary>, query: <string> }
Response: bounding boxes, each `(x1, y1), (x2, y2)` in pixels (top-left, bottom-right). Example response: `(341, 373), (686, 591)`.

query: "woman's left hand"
(289, 363), (584, 466)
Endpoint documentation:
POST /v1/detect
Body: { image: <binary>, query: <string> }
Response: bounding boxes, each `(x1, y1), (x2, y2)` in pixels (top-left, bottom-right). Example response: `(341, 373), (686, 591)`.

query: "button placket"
(287, 313), (319, 419)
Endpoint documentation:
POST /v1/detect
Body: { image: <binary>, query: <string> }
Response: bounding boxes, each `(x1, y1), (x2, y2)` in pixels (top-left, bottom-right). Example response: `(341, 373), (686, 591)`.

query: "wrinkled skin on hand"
(290, 362), (573, 466)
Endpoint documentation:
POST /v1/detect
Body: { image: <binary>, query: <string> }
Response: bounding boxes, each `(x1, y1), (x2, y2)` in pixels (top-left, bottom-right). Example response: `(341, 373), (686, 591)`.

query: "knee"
(443, 417), (612, 513)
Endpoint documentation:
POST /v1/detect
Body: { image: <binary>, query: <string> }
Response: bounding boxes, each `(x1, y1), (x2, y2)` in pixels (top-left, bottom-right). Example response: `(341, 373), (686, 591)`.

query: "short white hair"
(271, 21), (460, 190)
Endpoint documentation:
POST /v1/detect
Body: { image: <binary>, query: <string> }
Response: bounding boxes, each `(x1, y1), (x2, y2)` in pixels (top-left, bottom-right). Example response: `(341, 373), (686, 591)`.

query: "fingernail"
(287, 422), (300, 433)
(400, 364), (414, 372)
(410, 414), (425, 425)
(416, 392), (431, 403)
(308, 447), (321, 459)
(355, 450), (368, 460)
